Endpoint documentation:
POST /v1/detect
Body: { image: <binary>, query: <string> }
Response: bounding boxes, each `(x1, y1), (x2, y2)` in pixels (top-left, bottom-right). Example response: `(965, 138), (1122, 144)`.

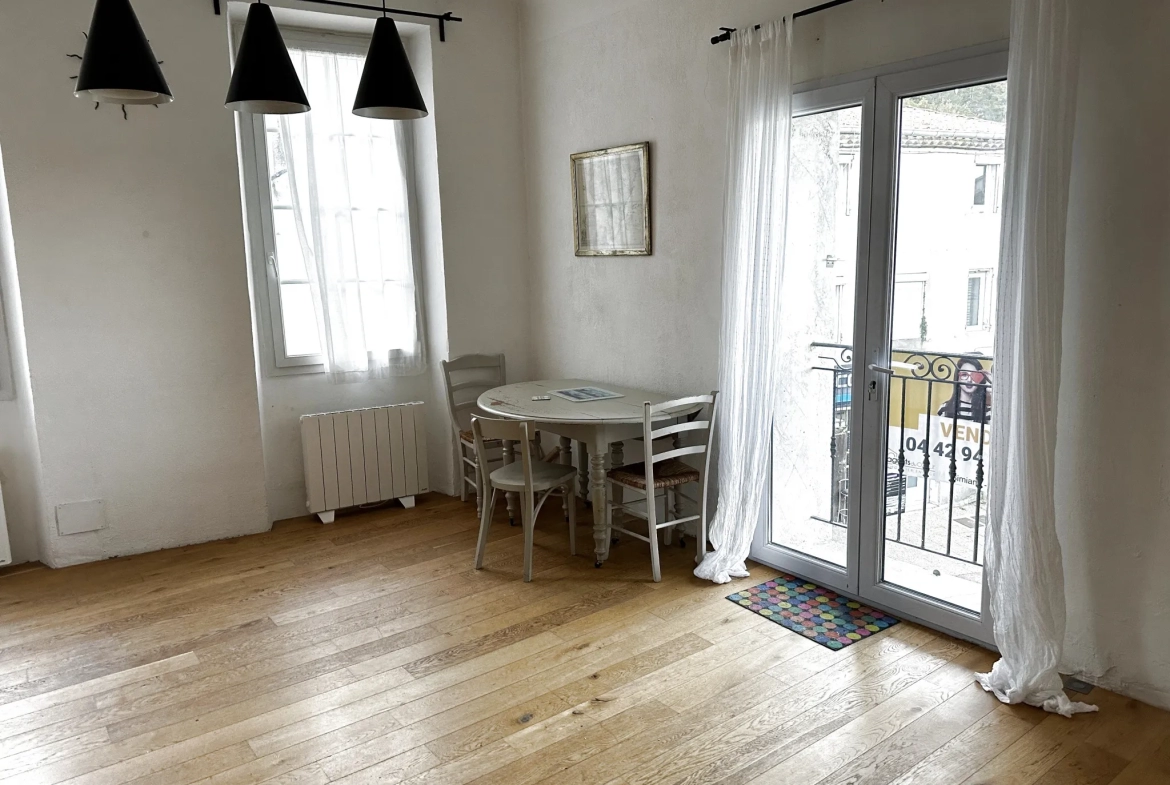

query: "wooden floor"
(1, 497), (1168, 785)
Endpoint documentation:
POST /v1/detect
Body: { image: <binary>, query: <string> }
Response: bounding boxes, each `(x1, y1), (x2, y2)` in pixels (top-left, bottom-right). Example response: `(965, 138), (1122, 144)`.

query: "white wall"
(519, 0), (1010, 397)
(0, 0), (271, 566)
(0, 0), (530, 561)
(1057, 0), (1170, 709)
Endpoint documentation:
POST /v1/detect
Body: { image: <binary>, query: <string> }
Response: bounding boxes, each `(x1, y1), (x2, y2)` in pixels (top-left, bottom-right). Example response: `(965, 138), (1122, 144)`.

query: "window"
(966, 274), (981, 326)
(834, 282), (847, 343)
(838, 155), (855, 217)
(966, 270), (991, 329)
(239, 30), (424, 375)
(973, 166), (987, 206)
(891, 275), (927, 343)
(973, 160), (1001, 211)
(265, 123), (321, 359)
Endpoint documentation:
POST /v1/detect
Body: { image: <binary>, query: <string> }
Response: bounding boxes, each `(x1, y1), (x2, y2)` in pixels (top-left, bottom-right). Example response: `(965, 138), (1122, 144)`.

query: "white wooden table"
(478, 379), (698, 566)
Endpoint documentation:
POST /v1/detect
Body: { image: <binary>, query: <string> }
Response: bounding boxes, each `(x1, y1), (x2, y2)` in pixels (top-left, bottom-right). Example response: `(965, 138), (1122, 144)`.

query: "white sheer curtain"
(977, 0), (1095, 717)
(695, 21), (792, 584)
(278, 45), (425, 383)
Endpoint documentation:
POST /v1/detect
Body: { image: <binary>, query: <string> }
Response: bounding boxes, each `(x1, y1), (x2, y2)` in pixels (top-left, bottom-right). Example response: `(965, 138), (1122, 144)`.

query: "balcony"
(773, 343), (990, 613)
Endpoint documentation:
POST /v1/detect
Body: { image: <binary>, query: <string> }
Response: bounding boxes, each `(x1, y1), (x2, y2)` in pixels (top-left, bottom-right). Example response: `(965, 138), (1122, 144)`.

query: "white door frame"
(856, 50), (1007, 647)
(751, 77), (876, 596)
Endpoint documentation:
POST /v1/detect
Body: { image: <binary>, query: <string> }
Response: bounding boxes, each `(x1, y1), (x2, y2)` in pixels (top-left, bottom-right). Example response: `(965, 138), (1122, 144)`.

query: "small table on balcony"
(477, 379), (700, 567)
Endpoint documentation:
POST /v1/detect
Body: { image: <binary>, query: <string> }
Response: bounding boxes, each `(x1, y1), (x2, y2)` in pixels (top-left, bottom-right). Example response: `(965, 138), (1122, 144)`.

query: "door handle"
(869, 361), (918, 375)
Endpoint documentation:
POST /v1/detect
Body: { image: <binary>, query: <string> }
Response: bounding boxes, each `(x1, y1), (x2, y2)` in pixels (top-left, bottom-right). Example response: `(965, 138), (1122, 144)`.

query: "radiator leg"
(318, 511), (336, 524)
(400, 496), (417, 509)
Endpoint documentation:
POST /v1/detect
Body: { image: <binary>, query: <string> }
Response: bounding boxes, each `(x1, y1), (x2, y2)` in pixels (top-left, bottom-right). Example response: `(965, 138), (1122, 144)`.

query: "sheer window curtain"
(977, 0), (1095, 717)
(695, 21), (792, 584)
(278, 45), (426, 383)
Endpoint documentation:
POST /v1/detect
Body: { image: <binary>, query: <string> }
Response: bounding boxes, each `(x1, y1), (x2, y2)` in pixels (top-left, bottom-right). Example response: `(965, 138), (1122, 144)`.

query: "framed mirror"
(570, 142), (651, 256)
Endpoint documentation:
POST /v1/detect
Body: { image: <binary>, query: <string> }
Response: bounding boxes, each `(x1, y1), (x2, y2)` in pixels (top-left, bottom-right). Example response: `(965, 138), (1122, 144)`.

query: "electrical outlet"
(56, 500), (107, 536)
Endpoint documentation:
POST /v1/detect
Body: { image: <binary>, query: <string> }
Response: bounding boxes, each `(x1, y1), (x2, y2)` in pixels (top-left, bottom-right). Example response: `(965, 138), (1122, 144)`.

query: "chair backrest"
(441, 354), (506, 435)
(642, 392), (720, 498)
(470, 415), (535, 495)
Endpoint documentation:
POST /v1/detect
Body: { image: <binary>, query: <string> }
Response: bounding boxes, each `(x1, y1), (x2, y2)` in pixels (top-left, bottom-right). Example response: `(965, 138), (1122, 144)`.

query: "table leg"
(577, 442), (589, 507)
(673, 433), (685, 541)
(559, 436), (573, 521)
(609, 441), (624, 553)
(590, 451), (608, 566)
(502, 439), (517, 526)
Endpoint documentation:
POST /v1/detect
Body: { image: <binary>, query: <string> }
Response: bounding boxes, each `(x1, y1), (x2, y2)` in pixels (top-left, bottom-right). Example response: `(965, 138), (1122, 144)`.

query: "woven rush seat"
(608, 459), (700, 490)
(460, 429), (500, 446)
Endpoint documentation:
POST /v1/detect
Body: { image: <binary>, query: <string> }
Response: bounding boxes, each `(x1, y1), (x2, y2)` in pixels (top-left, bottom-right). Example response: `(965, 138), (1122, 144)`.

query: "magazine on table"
(549, 387), (625, 402)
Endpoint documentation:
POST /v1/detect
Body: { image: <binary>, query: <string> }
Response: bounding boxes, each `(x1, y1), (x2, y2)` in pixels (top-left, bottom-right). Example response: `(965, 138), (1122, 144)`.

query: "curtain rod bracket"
(710, 27), (736, 45)
(211, 0), (463, 42)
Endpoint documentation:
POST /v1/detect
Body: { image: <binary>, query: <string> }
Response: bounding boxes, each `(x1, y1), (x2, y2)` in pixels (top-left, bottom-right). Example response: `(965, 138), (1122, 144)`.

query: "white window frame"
(972, 155), (1003, 213)
(966, 269), (993, 330)
(891, 272), (928, 341)
(235, 26), (423, 375)
(838, 153), (856, 217)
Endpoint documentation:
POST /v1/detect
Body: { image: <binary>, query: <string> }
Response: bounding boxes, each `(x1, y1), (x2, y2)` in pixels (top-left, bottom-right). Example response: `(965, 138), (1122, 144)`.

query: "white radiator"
(301, 402), (429, 523)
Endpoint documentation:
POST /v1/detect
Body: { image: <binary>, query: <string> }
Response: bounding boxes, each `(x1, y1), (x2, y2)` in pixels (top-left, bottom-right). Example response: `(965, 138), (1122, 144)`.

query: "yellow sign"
(886, 352), (993, 486)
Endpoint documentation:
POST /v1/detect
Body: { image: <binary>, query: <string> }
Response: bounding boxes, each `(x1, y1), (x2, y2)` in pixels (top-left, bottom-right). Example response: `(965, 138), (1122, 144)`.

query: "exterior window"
(834, 282), (847, 343)
(966, 274), (982, 326)
(239, 31), (424, 373)
(966, 270), (991, 329)
(839, 156), (855, 217)
(891, 277), (927, 342)
(973, 162), (1000, 211)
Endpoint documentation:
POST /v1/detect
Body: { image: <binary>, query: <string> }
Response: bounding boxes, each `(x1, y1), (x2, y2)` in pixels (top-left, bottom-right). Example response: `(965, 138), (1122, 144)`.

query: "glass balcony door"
(754, 51), (1007, 646)
(756, 79), (875, 595)
(857, 53), (1007, 645)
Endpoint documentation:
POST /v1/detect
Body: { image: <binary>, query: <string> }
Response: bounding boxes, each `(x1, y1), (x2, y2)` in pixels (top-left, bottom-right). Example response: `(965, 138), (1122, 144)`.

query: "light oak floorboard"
(0, 496), (1166, 785)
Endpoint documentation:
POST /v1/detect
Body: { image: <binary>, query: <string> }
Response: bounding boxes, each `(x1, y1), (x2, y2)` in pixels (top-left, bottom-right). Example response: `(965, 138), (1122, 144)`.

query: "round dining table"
(477, 379), (699, 566)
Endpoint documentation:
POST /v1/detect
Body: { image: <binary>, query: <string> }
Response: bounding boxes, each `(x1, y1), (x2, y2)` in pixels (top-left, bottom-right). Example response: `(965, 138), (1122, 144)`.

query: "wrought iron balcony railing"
(810, 342), (991, 568)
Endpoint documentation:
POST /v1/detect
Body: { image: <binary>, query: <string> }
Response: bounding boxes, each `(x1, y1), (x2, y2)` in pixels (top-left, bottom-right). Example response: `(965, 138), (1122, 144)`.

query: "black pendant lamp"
(353, 11), (428, 120)
(225, 2), (309, 115)
(74, 0), (172, 105)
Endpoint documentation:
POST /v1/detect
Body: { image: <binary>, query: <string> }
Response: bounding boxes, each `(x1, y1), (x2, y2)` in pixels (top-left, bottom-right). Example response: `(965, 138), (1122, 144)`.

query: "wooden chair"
(605, 393), (719, 582)
(471, 416), (577, 582)
(440, 354), (507, 517)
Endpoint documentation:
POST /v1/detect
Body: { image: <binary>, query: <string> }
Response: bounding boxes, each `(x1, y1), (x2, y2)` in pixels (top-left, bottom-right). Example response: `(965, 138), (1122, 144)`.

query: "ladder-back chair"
(441, 354), (507, 516)
(471, 416), (577, 582)
(605, 393), (719, 582)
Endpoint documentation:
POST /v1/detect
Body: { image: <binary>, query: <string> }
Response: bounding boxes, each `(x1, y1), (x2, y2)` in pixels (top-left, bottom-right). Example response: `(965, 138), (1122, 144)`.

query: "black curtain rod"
(212, 1), (463, 42)
(710, 0), (859, 44)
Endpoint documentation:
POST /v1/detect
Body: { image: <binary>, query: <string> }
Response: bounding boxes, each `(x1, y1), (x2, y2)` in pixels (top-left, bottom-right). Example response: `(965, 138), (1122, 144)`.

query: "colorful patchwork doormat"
(727, 575), (900, 650)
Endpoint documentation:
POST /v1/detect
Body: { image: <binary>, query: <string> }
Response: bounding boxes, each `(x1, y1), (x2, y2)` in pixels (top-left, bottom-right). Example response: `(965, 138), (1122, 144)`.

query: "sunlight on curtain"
(977, 0), (1096, 717)
(695, 20), (793, 584)
(274, 45), (425, 382)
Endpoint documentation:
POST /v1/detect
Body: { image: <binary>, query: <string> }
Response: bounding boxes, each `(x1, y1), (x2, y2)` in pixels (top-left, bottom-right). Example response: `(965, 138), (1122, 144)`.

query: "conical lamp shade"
(353, 17), (428, 120)
(225, 2), (309, 115)
(75, 0), (172, 105)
